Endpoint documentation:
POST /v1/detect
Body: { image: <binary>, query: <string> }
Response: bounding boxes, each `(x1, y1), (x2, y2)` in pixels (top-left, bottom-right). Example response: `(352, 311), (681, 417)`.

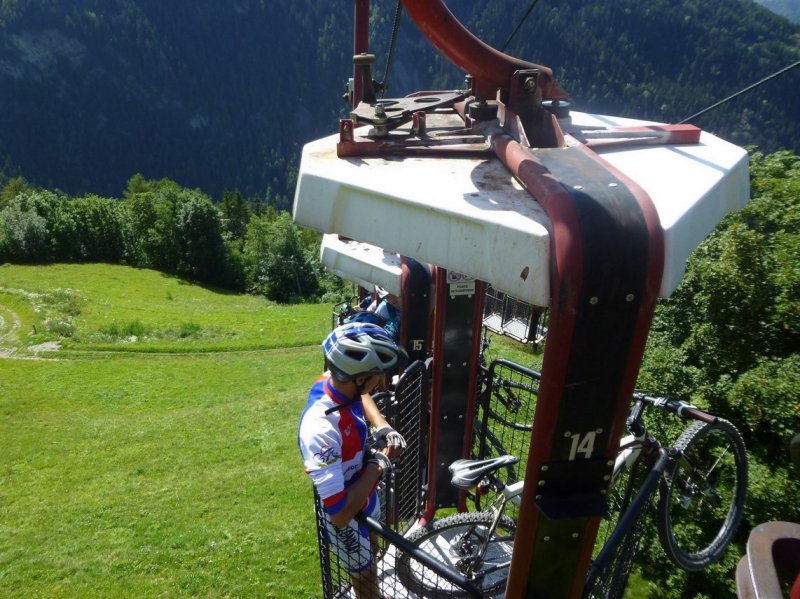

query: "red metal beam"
(401, 0), (568, 101)
(353, 0), (370, 108)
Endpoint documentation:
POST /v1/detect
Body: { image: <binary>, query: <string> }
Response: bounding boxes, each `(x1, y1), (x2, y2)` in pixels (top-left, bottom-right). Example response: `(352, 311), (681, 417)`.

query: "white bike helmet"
(323, 322), (406, 381)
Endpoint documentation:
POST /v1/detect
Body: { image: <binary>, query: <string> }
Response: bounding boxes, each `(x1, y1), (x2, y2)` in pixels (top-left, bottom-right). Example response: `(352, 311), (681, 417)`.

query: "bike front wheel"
(656, 418), (748, 571)
(395, 511), (515, 598)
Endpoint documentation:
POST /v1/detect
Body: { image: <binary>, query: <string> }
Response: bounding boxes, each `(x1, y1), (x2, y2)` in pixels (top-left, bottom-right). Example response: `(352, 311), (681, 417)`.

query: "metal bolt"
(574, 185), (583, 190)
(564, 431), (572, 438)
(572, 533), (579, 539)
(603, 474), (611, 481)
(544, 536), (551, 541)
(607, 460), (614, 467)
(375, 104), (386, 118)
(541, 465), (549, 472)
(589, 297), (599, 305)
(596, 428), (604, 435)
(536, 494), (543, 500)
(626, 293), (635, 302)
(608, 182), (618, 188)
(524, 78), (537, 93)
(538, 480), (546, 487)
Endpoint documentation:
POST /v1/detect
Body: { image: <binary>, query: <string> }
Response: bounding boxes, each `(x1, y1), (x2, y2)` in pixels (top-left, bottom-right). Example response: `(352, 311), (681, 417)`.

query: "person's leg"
(325, 516), (382, 598)
(349, 563), (380, 599)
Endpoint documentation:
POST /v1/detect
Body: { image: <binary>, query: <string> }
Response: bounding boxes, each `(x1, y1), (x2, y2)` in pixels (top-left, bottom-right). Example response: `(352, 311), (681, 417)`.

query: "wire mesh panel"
(472, 359), (540, 514)
(387, 360), (430, 531)
(482, 285), (548, 348)
(314, 361), (429, 599)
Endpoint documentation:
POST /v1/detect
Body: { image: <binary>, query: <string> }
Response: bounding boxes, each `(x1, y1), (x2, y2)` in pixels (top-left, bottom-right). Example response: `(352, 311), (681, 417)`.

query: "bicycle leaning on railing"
(394, 393), (748, 598)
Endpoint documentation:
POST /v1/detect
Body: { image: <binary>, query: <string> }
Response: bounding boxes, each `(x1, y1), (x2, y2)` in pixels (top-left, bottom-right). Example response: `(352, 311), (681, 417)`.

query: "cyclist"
(299, 322), (408, 598)
(348, 286), (401, 342)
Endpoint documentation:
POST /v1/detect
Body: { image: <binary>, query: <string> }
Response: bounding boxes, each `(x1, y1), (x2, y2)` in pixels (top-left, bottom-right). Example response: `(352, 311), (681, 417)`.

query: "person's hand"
(366, 448), (393, 478)
(374, 425), (406, 458)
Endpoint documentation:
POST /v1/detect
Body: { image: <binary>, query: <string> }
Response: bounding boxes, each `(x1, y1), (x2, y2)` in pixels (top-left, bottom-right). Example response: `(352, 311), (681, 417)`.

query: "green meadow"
(0, 263), (545, 598)
(1, 264), (331, 598)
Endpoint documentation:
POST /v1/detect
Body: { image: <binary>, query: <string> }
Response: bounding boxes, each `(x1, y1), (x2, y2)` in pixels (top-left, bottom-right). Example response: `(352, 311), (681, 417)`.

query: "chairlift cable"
(678, 59), (800, 124)
(500, 0), (541, 53)
(381, 0), (404, 98)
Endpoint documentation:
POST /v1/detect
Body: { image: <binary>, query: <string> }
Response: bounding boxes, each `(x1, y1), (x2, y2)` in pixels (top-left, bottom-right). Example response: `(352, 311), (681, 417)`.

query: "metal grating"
(482, 285), (548, 347)
(472, 359), (540, 515)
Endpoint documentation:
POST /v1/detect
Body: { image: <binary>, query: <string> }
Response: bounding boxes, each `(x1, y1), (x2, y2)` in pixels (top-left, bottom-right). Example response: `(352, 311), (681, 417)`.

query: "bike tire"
(656, 418), (748, 571)
(395, 511), (516, 598)
(487, 386), (534, 432)
(588, 454), (651, 599)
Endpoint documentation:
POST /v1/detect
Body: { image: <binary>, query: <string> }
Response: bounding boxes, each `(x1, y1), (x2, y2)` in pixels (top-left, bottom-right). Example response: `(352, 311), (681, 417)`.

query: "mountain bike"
(587, 393), (748, 596)
(395, 394), (748, 598)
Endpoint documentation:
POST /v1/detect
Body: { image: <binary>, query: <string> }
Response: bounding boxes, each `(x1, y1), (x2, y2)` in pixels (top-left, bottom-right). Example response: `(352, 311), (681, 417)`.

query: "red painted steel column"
(353, 0), (370, 108)
(492, 134), (664, 598)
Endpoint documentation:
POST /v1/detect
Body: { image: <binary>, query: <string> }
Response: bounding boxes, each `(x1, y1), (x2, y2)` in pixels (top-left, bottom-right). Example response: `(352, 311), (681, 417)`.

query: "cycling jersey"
(298, 374), (373, 515)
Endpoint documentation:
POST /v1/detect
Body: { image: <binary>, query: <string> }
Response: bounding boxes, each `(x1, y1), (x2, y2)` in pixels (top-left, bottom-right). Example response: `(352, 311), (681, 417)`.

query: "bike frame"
(459, 476), (525, 579)
(588, 393), (720, 588)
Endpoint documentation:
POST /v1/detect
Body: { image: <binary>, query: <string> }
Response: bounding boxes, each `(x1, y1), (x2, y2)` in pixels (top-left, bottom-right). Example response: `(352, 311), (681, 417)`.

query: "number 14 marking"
(568, 431), (596, 460)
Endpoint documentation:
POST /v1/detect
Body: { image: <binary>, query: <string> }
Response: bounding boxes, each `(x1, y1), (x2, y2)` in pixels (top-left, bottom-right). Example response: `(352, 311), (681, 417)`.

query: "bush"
(0, 201), (49, 262)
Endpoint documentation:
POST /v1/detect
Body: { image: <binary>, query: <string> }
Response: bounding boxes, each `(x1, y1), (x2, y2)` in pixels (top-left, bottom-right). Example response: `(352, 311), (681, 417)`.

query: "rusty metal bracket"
(349, 91), (468, 135)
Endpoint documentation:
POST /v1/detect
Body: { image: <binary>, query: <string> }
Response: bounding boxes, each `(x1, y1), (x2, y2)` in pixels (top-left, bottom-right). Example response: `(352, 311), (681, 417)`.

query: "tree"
(174, 191), (227, 282)
(243, 211), (320, 303)
(220, 188), (250, 242)
(0, 201), (49, 263)
(71, 194), (125, 262)
(634, 149), (800, 597)
(0, 176), (32, 210)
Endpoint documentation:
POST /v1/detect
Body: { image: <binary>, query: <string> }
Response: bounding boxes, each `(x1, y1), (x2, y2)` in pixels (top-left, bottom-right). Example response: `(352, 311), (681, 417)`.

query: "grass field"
(0, 263), (548, 598)
(1, 263), (331, 598)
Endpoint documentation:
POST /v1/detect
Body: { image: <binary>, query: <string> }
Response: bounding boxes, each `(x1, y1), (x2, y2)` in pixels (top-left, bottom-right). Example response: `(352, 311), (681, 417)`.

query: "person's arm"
(329, 459), (385, 528)
(361, 392), (389, 429)
(362, 392), (406, 458)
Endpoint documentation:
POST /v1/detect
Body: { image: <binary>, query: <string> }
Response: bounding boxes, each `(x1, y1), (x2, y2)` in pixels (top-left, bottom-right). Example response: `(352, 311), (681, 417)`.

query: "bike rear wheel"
(396, 511), (515, 598)
(656, 418), (748, 571)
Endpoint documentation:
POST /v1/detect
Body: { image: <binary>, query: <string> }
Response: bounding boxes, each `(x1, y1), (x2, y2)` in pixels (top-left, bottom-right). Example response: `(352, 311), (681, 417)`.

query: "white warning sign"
(447, 272), (476, 297)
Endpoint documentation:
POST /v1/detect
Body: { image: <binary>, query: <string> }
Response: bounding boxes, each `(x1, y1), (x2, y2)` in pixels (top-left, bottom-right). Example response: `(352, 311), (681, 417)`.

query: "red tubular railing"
(401, 0), (568, 101)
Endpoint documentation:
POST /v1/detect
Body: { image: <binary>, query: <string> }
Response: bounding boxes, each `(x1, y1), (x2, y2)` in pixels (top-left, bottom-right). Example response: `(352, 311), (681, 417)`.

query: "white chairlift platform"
(294, 110), (750, 305)
(320, 234), (403, 297)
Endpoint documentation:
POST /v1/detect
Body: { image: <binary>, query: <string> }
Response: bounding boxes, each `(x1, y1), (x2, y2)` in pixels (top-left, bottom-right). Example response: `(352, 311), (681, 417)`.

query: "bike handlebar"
(356, 513), (483, 598)
(634, 393), (717, 424)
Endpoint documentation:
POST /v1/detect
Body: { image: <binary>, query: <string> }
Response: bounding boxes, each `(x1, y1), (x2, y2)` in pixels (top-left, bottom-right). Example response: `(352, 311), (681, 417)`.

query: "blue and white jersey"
(298, 374), (371, 516)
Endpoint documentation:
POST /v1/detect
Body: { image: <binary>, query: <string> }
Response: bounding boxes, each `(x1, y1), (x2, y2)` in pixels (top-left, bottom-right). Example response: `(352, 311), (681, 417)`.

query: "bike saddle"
(449, 455), (519, 489)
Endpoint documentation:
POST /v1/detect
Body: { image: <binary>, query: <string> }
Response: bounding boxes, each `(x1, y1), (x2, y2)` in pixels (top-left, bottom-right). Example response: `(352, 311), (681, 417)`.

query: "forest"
(0, 0), (798, 199)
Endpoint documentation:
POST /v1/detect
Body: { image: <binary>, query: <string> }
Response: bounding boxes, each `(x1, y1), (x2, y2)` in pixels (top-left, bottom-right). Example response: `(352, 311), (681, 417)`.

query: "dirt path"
(0, 304), (22, 345)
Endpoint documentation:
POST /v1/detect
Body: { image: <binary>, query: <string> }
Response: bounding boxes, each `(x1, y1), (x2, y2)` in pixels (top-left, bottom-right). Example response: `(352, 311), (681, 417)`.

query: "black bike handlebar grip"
(675, 404), (716, 423)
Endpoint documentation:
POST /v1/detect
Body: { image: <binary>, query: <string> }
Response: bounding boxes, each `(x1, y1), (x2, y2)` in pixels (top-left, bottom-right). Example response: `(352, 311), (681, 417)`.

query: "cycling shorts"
(323, 490), (381, 573)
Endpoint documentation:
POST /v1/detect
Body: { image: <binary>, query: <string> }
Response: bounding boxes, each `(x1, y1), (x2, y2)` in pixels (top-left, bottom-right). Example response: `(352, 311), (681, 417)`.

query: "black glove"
(365, 448), (393, 477)
(374, 425), (406, 452)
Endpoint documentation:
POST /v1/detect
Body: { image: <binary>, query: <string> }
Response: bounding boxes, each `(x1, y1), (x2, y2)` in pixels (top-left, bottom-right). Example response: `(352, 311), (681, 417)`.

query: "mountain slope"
(0, 0), (798, 198)
(756, 0), (800, 22)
